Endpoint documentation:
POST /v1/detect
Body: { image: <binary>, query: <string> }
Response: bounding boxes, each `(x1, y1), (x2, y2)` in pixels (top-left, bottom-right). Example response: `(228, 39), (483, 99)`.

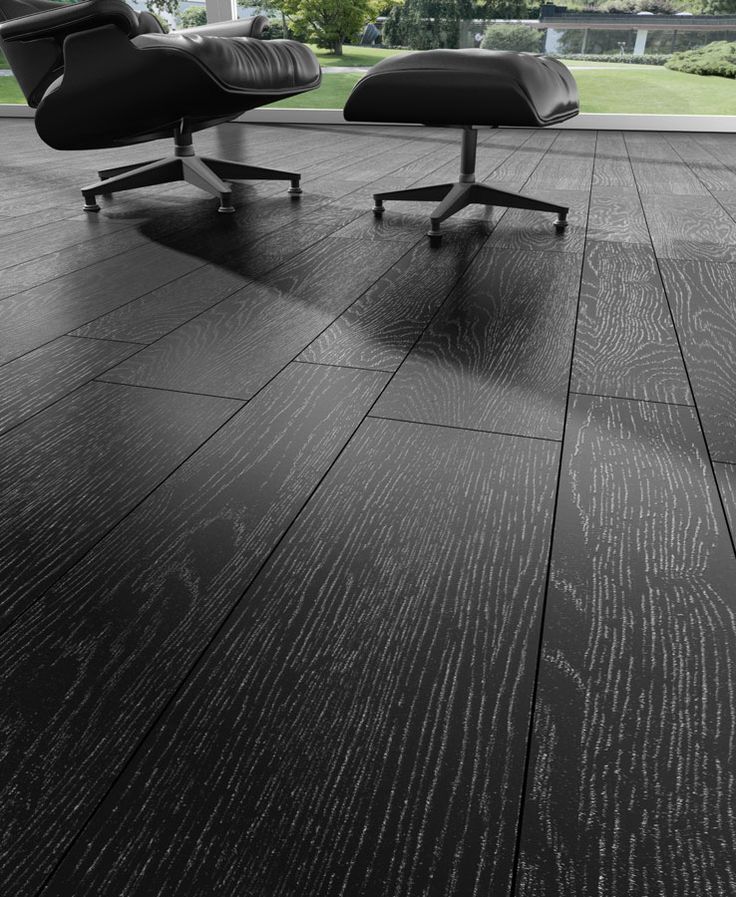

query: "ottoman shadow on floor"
(343, 49), (579, 244)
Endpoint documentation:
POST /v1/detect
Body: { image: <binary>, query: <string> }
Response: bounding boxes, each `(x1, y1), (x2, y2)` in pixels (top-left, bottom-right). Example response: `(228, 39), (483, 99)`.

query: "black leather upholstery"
(344, 49), (579, 127)
(0, 0), (319, 146)
(0, 0), (321, 211)
(133, 32), (320, 94)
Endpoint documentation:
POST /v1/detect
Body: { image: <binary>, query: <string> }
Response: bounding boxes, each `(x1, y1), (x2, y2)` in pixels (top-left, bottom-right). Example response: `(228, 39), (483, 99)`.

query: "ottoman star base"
(343, 49), (579, 243)
(371, 126), (568, 245)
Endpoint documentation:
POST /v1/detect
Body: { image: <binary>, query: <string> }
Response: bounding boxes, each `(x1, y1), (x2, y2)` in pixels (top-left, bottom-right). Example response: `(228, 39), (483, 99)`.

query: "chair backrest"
(0, 0), (159, 106)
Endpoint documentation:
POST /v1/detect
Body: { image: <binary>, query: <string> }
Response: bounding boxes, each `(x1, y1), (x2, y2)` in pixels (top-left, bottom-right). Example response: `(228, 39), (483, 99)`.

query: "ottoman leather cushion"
(343, 49), (578, 127)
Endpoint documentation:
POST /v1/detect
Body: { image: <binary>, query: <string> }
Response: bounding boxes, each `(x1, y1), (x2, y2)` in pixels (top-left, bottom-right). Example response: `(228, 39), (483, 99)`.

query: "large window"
(2, 0), (736, 122)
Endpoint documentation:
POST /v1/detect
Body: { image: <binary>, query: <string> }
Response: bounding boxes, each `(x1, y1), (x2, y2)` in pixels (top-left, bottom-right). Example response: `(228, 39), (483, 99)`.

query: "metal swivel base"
(81, 122), (301, 214)
(372, 126), (568, 245)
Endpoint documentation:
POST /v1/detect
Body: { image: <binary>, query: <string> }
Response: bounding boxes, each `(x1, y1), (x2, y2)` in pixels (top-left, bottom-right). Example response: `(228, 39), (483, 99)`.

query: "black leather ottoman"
(343, 49), (579, 242)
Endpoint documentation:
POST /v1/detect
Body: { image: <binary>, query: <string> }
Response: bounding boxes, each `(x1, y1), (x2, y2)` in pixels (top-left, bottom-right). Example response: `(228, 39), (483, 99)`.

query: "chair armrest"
(0, 0), (137, 42)
(178, 14), (268, 39)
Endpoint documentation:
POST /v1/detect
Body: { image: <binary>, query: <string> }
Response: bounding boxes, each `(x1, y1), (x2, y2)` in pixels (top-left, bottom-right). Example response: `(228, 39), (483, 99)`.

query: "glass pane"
(268, 6), (736, 116)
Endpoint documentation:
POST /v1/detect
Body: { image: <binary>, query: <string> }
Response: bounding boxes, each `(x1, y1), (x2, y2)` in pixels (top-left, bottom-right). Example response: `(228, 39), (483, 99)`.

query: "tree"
(383, 0), (474, 50)
(146, 0), (179, 20)
(286, 0), (377, 53)
(179, 5), (208, 27)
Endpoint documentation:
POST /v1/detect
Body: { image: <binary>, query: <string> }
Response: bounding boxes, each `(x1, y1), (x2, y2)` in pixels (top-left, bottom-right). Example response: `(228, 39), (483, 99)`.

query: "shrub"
(552, 52), (672, 64)
(481, 23), (542, 53)
(666, 41), (736, 78)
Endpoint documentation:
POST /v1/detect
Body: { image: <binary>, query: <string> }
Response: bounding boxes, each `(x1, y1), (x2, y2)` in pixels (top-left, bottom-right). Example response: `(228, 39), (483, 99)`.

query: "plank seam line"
(571, 389), (695, 410)
(624, 132), (736, 560)
(367, 412), (562, 444)
(0, 399), (245, 643)
(92, 377), (248, 402)
(294, 359), (394, 375)
(29, 379), (393, 897)
(507, 127), (598, 897)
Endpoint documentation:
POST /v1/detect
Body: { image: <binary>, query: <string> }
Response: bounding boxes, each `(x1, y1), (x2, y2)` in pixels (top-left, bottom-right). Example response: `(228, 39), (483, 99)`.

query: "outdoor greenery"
(481, 23), (543, 51)
(0, 77), (24, 104)
(286, 0), (378, 53)
(555, 52), (672, 62)
(573, 63), (736, 111)
(178, 6), (208, 27)
(666, 40), (736, 76)
(308, 44), (408, 64)
(383, 0), (474, 50)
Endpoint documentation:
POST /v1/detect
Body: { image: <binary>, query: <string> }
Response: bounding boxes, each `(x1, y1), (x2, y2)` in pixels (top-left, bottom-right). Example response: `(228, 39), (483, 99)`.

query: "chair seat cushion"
(133, 34), (321, 95)
(343, 49), (578, 127)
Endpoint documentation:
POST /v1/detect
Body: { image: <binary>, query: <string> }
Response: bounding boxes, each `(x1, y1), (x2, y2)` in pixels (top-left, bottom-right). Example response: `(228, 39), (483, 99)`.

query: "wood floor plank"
(659, 258), (736, 462)
(523, 130), (596, 193)
(641, 194), (736, 263)
(42, 417), (559, 897)
(0, 213), (132, 269)
(0, 242), (205, 364)
(101, 234), (409, 398)
(372, 246), (582, 440)
(70, 265), (248, 344)
(625, 132), (709, 195)
(0, 382), (240, 627)
(586, 187), (650, 246)
(0, 362), (388, 897)
(571, 241), (692, 405)
(592, 131), (637, 188)
(489, 188), (588, 253)
(714, 462), (736, 536)
(0, 219), (163, 302)
(516, 392), (736, 897)
(664, 133), (736, 193)
(298, 228), (488, 371)
(0, 335), (140, 434)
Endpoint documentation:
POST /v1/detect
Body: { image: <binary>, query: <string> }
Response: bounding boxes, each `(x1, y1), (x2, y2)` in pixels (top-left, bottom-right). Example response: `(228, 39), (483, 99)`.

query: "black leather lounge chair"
(0, 0), (321, 211)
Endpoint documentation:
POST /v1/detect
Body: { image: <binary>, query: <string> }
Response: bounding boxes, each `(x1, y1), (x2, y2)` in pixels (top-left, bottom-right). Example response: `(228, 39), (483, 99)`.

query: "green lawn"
(573, 65), (736, 114)
(306, 44), (406, 67)
(0, 77), (25, 104)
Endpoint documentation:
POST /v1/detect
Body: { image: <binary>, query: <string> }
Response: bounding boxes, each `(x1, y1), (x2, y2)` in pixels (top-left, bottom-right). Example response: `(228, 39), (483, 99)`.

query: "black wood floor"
(1, 119), (735, 897)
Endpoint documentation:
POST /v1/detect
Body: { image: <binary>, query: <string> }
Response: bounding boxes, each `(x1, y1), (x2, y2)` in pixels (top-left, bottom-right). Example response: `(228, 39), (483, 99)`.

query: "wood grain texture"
(0, 213), (131, 270)
(517, 393), (736, 897)
(659, 259), (736, 462)
(586, 187), (650, 246)
(571, 241), (692, 404)
(592, 131), (636, 188)
(625, 132), (709, 195)
(715, 462), (736, 537)
(0, 222), (158, 302)
(664, 133), (736, 193)
(102, 235), (409, 398)
(0, 335), (140, 434)
(0, 362), (388, 897)
(0, 382), (239, 627)
(523, 130), (596, 193)
(372, 246), (582, 440)
(0, 242), (204, 363)
(70, 265), (248, 344)
(43, 417), (559, 897)
(641, 194), (736, 264)
(489, 188), (589, 254)
(298, 228), (487, 371)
